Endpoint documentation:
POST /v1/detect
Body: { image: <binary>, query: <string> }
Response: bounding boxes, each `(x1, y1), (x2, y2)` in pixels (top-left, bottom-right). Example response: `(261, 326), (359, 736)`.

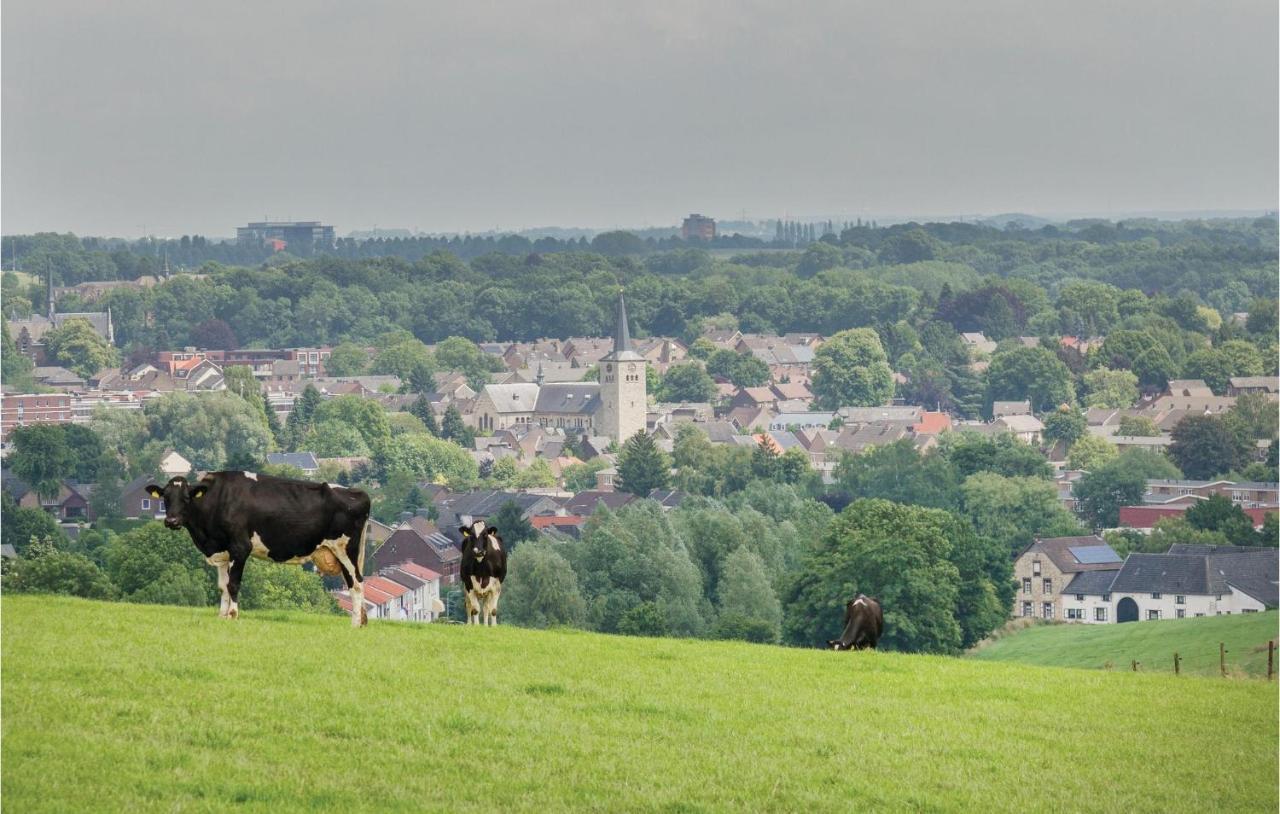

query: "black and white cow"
(146, 471), (372, 627)
(459, 520), (507, 626)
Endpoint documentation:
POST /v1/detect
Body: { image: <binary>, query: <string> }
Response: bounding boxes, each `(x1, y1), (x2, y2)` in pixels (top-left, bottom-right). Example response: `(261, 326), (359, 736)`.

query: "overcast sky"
(3, 1), (1276, 237)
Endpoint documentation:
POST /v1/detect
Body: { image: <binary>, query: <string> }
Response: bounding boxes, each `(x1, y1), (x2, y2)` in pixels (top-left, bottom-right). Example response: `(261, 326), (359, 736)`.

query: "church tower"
(598, 291), (646, 445)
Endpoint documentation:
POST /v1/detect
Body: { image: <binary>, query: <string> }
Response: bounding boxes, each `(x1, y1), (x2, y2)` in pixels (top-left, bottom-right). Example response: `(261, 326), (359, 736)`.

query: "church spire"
(613, 290), (633, 356)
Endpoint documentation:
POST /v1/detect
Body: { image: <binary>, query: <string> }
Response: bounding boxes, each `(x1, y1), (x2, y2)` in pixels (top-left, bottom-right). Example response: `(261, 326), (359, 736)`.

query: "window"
(141, 498), (150, 510)
(1066, 608), (1082, 620)
(1075, 594), (1084, 602)
(1147, 610), (1160, 620)
(1022, 602), (1032, 617)
(1175, 595), (1185, 604)
(159, 500), (166, 511)
(1042, 603), (1053, 619)
(1032, 561), (1041, 576)
(1195, 613), (1204, 618)
(1043, 578), (1052, 594)
(1150, 592), (1161, 600)
(1022, 578), (1032, 594)
(1243, 609), (1258, 614)
(1175, 609), (1185, 619)
(1094, 607), (1108, 622)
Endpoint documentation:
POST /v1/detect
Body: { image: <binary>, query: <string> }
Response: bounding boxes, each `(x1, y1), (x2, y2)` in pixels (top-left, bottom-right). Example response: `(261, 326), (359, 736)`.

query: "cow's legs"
(465, 591), (480, 625)
(225, 555), (247, 620)
(484, 583), (502, 627)
(206, 552), (232, 618)
(216, 562), (231, 617)
(329, 541), (367, 627)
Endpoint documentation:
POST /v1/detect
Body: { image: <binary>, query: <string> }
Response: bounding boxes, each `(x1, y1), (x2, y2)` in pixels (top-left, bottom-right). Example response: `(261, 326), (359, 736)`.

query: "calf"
(459, 521), (507, 626)
(827, 594), (884, 651)
(147, 471), (372, 627)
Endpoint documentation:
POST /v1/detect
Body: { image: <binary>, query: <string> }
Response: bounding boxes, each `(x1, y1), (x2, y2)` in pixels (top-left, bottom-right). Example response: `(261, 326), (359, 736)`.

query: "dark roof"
(562, 490), (637, 515)
(1166, 544), (1257, 556)
(1110, 554), (1210, 595)
(1109, 549), (1279, 606)
(533, 382), (601, 415)
(265, 452), (319, 470)
(1025, 536), (1121, 573)
(647, 488), (687, 509)
(1212, 550), (1279, 607)
(1064, 570), (1120, 595)
(379, 567), (426, 590)
(1, 469), (32, 500)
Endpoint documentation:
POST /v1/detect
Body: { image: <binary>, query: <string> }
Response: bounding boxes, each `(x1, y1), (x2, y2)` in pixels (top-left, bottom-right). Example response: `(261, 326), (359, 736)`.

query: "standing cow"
(147, 471), (372, 627)
(827, 594), (884, 651)
(459, 521), (507, 626)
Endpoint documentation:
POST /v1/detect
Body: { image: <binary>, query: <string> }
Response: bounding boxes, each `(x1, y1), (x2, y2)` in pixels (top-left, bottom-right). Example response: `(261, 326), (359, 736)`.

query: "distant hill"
(3, 596), (1276, 812)
(969, 612), (1279, 677)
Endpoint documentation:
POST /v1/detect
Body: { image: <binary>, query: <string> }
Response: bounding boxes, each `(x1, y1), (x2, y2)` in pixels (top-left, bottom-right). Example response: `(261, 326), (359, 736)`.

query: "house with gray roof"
(1014, 536), (1122, 623)
(1057, 546), (1278, 624)
(265, 451), (319, 475)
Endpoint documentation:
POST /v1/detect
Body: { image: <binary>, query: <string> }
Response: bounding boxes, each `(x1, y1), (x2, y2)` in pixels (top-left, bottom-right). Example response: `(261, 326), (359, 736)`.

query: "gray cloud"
(3, 0), (1276, 236)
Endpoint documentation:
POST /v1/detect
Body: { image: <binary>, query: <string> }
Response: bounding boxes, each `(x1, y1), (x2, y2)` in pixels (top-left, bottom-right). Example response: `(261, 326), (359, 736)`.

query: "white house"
(1061, 546), (1277, 624)
(380, 563), (446, 622)
(159, 449), (193, 478)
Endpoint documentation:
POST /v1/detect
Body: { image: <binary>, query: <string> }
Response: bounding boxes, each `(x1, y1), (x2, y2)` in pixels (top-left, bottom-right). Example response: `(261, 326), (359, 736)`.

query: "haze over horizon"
(3, 1), (1276, 238)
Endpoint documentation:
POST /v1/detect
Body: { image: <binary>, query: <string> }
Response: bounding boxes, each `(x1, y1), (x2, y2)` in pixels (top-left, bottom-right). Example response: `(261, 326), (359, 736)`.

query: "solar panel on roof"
(1070, 546), (1122, 564)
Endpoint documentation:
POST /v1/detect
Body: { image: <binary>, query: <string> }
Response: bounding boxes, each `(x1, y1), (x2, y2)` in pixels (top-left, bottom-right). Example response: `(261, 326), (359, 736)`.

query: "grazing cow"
(459, 521), (507, 626)
(146, 472), (372, 627)
(827, 594), (884, 651)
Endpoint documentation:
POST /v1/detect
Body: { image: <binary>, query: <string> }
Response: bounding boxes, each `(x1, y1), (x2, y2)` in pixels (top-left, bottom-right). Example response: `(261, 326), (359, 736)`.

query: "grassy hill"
(3, 596), (1276, 813)
(969, 612), (1280, 677)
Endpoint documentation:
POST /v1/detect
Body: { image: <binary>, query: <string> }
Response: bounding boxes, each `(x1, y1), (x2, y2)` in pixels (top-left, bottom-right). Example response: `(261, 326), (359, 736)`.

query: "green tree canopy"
(5, 537), (117, 599)
(1073, 450), (1182, 529)
(984, 346), (1074, 414)
(377, 432), (478, 487)
(616, 431), (670, 497)
(1169, 415), (1251, 480)
(715, 547), (782, 643)
(502, 540), (588, 629)
(811, 328), (894, 410)
(784, 499), (980, 654)
(659, 363), (717, 403)
(8, 424), (75, 499)
(43, 316), (119, 378)
(1082, 368), (1140, 409)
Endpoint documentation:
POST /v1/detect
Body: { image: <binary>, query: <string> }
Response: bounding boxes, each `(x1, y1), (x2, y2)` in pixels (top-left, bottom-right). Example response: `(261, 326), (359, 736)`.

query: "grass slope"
(969, 612), (1280, 677)
(4, 596), (1276, 813)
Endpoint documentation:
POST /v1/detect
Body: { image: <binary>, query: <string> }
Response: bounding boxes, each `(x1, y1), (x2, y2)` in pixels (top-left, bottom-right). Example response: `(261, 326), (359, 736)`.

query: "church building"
(472, 292), (646, 445)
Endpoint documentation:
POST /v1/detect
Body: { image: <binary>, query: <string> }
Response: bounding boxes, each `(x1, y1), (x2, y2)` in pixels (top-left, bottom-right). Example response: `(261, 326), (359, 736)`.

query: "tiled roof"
(1110, 554), (1210, 594)
(1025, 536), (1121, 574)
(1064, 570), (1119, 595)
(395, 561), (442, 582)
(533, 383), (601, 415)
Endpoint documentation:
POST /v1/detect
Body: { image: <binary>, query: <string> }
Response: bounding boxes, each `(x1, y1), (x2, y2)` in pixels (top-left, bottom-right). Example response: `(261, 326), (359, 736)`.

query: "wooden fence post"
(1219, 642), (1227, 677)
(1174, 652), (1180, 676)
(1268, 641), (1274, 681)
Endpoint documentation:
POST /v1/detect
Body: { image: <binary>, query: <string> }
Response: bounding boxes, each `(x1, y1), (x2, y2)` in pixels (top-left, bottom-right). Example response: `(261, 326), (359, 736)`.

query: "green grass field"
(3, 596), (1276, 813)
(969, 612), (1280, 677)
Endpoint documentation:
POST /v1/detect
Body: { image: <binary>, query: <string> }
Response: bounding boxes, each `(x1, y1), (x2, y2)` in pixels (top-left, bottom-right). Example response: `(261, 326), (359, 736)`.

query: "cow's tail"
(357, 517), (369, 577)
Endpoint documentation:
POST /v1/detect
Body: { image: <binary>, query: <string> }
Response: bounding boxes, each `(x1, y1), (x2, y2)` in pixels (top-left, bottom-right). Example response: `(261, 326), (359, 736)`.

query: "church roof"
(534, 382), (601, 415)
(602, 292), (644, 362)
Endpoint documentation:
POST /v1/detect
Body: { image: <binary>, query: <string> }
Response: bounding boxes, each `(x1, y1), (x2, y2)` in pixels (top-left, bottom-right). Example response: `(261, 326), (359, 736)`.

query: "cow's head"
(459, 521), (489, 560)
(146, 477), (209, 530)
